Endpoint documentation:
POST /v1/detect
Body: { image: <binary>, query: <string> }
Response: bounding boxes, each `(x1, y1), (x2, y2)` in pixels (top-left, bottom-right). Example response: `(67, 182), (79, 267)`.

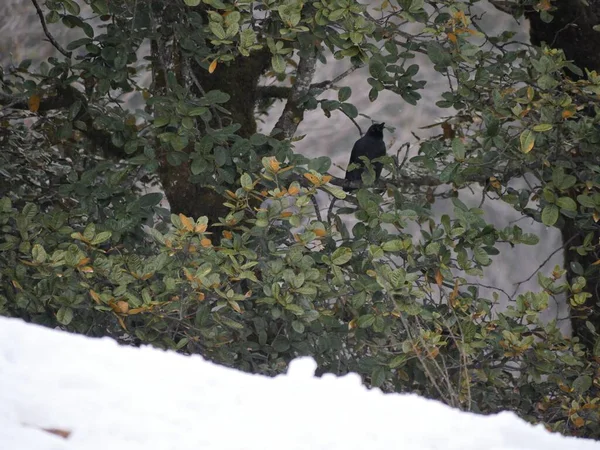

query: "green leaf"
(451, 138), (465, 161)
(241, 173), (253, 190)
(91, 231), (112, 245)
(577, 194), (596, 208)
(370, 366), (386, 388)
(556, 197), (577, 211)
(331, 247), (352, 265)
(426, 42), (452, 68)
(573, 375), (592, 394)
(519, 130), (535, 153)
(323, 185), (346, 199)
(533, 123), (553, 132)
(139, 193), (163, 207)
(32, 244), (47, 263)
(541, 204), (559, 226)
(473, 247), (491, 266)
(340, 103), (358, 119)
(184, 0), (201, 4)
(272, 54), (286, 73)
(56, 307), (74, 325)
(357, 314), (375, 328)
(209, 22), (227, 40)
(382, 239), (404, 252)
(338, 87), (352, 102)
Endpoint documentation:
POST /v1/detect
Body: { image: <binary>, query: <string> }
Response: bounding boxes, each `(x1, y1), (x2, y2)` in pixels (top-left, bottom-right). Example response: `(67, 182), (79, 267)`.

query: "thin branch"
(31, 0), (71, 58)
(339, 108), (363, 136)
(309, 64), (362, 92)
(511, 234), (579, 297)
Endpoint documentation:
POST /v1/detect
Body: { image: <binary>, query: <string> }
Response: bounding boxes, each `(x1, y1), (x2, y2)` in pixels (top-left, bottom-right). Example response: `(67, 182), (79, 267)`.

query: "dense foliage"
(2, 0), (600, 439)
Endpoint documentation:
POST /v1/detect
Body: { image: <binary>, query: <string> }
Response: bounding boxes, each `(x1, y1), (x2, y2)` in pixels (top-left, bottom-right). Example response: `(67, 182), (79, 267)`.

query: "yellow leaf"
(179, 213), (194, 232)
(28, 94), (40, 112)
(321, 175), (332, 184)
(208, 60), (218, 74)
(79, 266), (94, 273)
(201, 238), (212, 247)
(198, 292), (206, 301)
(594, 211), (600, 223)
(195, 223), (207, 233)
(288, 185), (300, 195)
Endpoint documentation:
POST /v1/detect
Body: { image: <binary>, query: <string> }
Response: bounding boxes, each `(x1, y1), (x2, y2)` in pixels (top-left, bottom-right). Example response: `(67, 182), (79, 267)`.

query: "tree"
(2, 0), (600, 438)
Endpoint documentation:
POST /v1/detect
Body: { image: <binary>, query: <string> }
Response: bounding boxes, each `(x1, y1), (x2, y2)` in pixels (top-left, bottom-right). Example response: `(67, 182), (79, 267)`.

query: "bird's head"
(366, 123), (385, 138)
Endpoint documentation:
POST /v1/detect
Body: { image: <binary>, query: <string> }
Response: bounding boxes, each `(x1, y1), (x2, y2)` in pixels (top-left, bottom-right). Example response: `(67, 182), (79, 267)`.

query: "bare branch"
(31, 0), (72, 58)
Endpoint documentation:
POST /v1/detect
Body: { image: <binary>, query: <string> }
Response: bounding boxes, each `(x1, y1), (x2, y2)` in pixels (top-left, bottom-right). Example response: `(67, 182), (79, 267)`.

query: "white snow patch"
(0, 316), (598, 450)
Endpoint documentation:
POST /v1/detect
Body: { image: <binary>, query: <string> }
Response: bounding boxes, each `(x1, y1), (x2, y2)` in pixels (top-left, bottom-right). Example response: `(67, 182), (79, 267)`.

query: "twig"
(339, 108), (363, 136)
(31, 0), (71, 58)
(511, 234), (579, 297)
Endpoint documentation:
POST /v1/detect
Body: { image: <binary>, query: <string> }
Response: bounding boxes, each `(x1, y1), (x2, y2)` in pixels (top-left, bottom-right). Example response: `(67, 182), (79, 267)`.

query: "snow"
(0, 317), (598, 450)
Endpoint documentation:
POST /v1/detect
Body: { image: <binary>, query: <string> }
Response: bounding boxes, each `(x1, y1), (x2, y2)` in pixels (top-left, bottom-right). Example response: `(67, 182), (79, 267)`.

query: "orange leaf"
(434, 269), (443, 287)
(195, 223), (207, 233)
(304, 173), (320, 185)
(222, 230), (233, 239)
(572, 416), (585, 428)
(208, 60), (218, 74)
(201, 238), (212, 247)
(269, 158), (281, 172)
(321, 175), (332, 184)
(28, 94), (40, 112)
(116, 300), (129, 314)
(89, 289), (101, 304)
(314, 228), (326, 237)
(489, 176), (501, 190)
(288, 185), (300, 195)
(77, 257), (91, 267)
(562, 109), (574, 119)
(179, 213), (194, 232)
(447, 32), (457, 44)
(280, 211), (293, 217)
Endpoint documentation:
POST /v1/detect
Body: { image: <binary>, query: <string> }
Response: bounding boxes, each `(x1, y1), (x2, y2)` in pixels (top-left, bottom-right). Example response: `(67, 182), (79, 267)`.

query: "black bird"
(344, 123), (386, 192)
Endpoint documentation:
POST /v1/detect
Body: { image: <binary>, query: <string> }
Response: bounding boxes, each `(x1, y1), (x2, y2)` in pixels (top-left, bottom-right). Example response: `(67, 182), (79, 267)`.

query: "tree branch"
(257, 65), (362, 102)
(272, 49), (318, 139)
(31, 0), (72, 58)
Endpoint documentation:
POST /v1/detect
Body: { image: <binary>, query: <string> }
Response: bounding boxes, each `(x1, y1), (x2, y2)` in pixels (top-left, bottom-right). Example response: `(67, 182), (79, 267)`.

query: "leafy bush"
(2, 0), (600, 440)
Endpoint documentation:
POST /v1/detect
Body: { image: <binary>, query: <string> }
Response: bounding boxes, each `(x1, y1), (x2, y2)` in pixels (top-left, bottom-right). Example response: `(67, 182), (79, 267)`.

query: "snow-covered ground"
(0, 317), (598, 450)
